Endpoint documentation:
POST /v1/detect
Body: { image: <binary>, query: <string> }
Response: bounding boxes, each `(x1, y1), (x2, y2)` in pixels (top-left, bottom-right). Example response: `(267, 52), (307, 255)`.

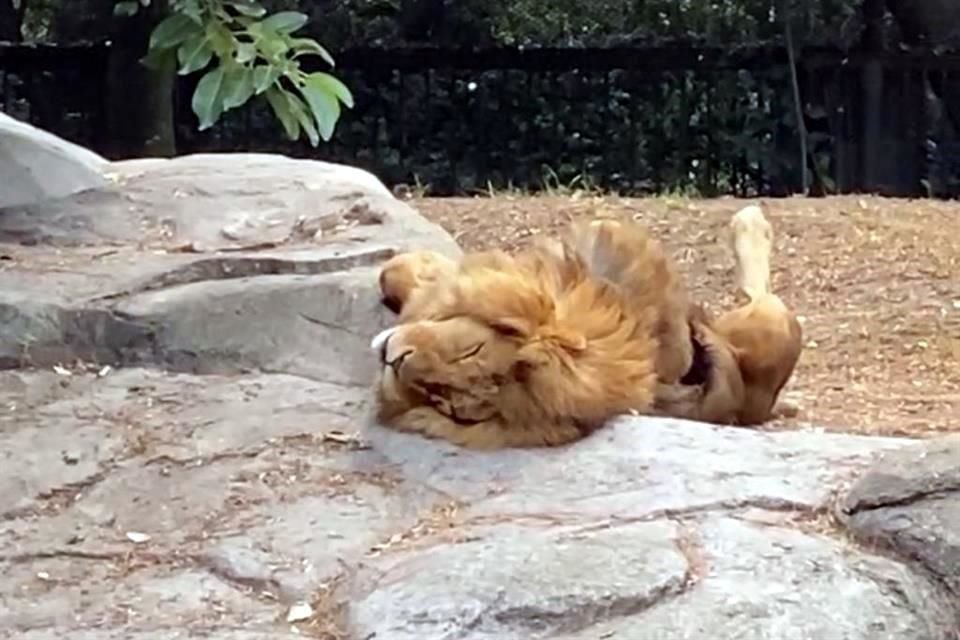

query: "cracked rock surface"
(838, 434), (960, 600)
(1, 153), (958, 639)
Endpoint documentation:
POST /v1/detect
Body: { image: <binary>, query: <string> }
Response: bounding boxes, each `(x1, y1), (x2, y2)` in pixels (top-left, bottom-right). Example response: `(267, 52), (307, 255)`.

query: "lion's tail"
(728, 204), (773, 302)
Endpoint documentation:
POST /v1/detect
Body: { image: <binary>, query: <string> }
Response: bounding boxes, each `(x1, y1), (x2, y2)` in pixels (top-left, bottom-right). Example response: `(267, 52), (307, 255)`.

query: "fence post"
(861, 57), (884, 191)
(860, 0), (886, 193)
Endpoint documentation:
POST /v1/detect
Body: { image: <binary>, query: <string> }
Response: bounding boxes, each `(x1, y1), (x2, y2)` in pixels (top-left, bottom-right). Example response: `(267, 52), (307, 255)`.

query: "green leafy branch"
(114, 0), (354, 145)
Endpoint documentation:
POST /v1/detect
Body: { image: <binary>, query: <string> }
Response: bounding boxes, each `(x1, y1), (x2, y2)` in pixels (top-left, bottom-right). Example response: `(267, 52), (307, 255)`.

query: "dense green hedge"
(173, 48), (841, 197)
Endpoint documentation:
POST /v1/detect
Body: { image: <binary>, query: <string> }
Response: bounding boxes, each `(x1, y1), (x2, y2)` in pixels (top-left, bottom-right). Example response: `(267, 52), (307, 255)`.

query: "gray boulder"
(0, 112), (109, 209)
(838, 434), (960, 597)
(0, 152), (460, 382)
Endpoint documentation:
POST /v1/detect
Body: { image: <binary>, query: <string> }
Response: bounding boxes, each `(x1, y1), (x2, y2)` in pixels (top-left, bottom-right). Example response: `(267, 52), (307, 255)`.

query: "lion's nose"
(378, 333), (390, 363)
(370, 326), (414, 369)
(386, 347), (414, 371)
(371, 327), (397, 363)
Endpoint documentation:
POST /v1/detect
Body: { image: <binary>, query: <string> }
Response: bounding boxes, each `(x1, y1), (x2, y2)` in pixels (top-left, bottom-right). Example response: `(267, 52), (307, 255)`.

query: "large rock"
(0, 112), (109, 209)
(1, 151), (958, 639)
(837, 434), (960, 597)
(0, 153), (460, 381)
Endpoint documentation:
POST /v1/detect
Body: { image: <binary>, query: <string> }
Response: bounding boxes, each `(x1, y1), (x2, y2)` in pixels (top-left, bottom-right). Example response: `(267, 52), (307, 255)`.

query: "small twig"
(2, 548), (128, 563)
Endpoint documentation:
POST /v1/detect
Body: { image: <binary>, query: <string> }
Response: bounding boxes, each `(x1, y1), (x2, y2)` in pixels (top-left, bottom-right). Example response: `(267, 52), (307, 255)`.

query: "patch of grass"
(539, 167), (604, 198)
(399, 163), (718, 202)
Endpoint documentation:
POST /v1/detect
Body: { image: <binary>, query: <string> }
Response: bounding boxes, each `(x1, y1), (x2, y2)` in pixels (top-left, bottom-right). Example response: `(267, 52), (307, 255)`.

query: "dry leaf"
(125, 531), (151, 543)
(286, 602), (313, 623)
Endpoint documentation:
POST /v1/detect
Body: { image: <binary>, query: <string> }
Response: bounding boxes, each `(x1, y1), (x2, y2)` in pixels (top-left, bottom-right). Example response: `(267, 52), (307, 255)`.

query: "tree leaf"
(264, 87), (300, 140)
(260, 11), (309, 34)
(227, 0), (266, 17)
(254, 33), (290, 61)
(113, 1), (140, 17)
(235, 42), (257, 63)
(289, 37), (335, 67)
(300, 77), (340, 141)
(285, 91), (320, 146)
(221, 65), (256, 110)
(206, 21), (237, 57)
(140, 44), (176, 71)
(252, 64), (282, 94)
(149, 13), (202, 50)
(192, 66), (227, 131)
(305, 71), (354, 109)
(177, 2), (204, 24)
(177, 33), (214, 75)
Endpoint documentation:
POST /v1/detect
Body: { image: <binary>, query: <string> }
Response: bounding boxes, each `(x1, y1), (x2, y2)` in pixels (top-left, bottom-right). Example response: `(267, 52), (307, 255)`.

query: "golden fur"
(371, 205), (802, 449)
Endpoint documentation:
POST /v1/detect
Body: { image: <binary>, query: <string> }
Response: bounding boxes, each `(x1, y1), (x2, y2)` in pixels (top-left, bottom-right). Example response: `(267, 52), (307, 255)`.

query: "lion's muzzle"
(371, 326), (417, 375)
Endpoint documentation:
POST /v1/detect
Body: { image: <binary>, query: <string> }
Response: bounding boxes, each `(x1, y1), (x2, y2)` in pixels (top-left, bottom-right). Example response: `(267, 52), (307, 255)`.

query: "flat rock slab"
(0, 153), (449, 251)
(1, 367), (954, 639)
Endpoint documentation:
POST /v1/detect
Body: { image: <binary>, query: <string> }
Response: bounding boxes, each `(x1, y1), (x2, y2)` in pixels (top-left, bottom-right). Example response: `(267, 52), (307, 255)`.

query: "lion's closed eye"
(451, 343), (485, 362)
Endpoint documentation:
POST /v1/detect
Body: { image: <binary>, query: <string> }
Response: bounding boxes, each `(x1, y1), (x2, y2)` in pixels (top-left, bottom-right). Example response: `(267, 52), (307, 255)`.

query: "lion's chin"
(377, 366), (500, 427)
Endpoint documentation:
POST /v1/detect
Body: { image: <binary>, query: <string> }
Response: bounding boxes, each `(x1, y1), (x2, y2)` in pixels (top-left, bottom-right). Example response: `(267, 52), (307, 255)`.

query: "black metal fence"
(173, 45), (852, 197)
(0, 42), (109, 151)
(3, 41), (959, 197)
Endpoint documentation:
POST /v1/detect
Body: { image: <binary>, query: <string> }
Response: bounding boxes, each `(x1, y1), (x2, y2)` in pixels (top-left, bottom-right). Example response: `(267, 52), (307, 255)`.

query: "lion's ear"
(542, 327), (586, 353)
(558, 330), (587, 352)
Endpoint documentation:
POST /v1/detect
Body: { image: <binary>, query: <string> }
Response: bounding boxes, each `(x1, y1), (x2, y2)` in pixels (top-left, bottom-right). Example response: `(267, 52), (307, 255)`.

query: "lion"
(370, 204), (803, 449)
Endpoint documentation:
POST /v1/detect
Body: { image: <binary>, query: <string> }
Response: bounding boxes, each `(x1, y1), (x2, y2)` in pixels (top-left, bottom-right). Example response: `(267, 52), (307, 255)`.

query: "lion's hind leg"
(713, 205), (803, 425)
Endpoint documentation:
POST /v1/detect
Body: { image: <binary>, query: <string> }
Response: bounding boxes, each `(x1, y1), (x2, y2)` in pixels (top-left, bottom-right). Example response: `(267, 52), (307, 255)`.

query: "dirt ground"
(412, 193), (960, 439)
